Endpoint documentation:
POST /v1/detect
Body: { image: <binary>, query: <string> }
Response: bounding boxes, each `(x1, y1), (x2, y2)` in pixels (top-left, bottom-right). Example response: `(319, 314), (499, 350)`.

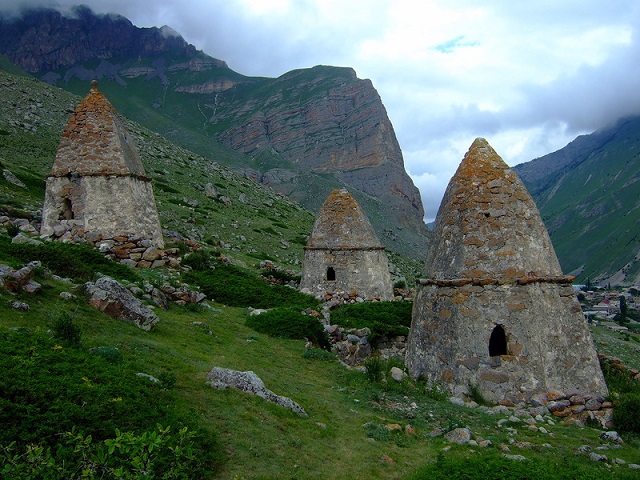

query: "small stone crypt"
(300, 188), (393, 300)
(40, 80), (164, 249)
(406, 138), (608, 403)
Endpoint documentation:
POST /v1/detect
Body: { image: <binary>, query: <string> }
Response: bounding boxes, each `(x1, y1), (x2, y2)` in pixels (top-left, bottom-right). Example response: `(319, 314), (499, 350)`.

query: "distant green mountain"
(514, 116), (640, 286)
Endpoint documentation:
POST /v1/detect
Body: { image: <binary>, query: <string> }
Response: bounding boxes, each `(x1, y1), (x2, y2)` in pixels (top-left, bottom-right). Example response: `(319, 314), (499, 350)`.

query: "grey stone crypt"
(406, 138), (608, 403)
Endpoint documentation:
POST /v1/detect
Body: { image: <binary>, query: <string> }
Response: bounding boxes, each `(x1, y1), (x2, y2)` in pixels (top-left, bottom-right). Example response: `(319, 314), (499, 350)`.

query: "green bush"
(363, 356), (384, 383)
(601, 363), (639, 395)
(91, 346), (123, 364)
(302, 348), (337, 362)
(613, 393), (640, 433)
(185, 263), (318, 309)
(51, 311), (82, 347)
(5, 224), (19, 238)
(246, 307), (329, 349)
(407, 452), (620, 480)
(1, 424), (202, 479)
(330, 301), (413, 346)
(259, 268), (301, 283)
(0, 328), (220, 477)
(181, 250), (213, 271)
(1, 236), (138, 282)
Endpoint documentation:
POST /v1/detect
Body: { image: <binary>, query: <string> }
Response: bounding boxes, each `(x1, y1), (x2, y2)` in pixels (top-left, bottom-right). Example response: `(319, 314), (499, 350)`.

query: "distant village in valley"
(577, 284), (640, 331)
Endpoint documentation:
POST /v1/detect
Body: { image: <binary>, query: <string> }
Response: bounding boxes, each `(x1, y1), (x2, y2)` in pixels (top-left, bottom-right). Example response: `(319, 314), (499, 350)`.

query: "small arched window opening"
(489, 325), (507, 357)
(326, 267), (336, 281)
(61, 198), (74, 220)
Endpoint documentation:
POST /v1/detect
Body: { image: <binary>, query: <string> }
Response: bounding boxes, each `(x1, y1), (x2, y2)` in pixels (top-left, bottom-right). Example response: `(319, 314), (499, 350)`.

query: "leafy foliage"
(0, 236), (138, 282)
(246, 307), (329, 349)
(0, 328), (219, 477)
(180, 250), (213, 271)
(614, 393), (640, 433)
(407, 452), (623, 480)
(184, 262), (317, 309)
(51, 311), (82, 347)
(1, 424), (200, 479)
(330, 301), (413, 346)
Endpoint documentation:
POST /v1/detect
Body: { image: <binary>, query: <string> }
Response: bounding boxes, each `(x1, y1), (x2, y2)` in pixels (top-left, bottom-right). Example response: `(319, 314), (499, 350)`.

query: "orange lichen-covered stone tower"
(300, 189), (393, 299)
(406, 138), (607, 402)
(41, 81), (164, 247)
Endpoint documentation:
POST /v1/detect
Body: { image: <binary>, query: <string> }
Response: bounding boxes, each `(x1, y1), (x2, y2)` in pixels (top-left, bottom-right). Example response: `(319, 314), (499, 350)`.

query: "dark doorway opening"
(326, 267), (336, 281)
(489, 325), (507, 357)
(61, 197), (74, 220)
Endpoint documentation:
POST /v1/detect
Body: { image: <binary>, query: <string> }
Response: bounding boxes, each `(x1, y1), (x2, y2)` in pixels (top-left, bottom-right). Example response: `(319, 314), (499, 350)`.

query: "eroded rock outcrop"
(84, 276), (159, 331)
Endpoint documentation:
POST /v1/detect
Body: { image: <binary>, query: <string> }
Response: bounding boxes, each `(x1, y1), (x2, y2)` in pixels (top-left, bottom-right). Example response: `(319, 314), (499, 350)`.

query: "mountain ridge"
(514, 116), (640, 285)
(0, 5), (429, 259)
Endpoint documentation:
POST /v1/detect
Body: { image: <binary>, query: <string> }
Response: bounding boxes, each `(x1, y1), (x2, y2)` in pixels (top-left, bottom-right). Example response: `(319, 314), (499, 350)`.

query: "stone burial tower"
(406, 138), (607, 403)
(41, 80), (164, 248)
(300, 188), (393, 300)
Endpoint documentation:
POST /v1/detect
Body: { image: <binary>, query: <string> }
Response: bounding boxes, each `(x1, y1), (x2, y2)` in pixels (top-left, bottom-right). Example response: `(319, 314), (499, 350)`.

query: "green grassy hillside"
(515, 117), (640, 286)
(1, 234), (639, 479)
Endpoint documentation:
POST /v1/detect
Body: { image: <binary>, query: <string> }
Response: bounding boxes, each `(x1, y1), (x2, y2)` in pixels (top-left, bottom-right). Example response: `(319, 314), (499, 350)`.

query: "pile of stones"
(599, 353), (640, 382)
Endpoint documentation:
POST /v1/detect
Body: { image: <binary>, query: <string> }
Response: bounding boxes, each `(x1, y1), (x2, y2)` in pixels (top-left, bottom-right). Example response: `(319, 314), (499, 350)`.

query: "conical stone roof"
(50, 80), (147, 178)
(305, 189), (383, 249)
(425, 138), (561, 280)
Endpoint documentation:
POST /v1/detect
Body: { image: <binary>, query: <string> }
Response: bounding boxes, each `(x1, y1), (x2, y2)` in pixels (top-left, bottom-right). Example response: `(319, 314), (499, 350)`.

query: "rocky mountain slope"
(514, 116), (640, 286)
(0, 6), (429, 259)
(0, 64), (421, 281)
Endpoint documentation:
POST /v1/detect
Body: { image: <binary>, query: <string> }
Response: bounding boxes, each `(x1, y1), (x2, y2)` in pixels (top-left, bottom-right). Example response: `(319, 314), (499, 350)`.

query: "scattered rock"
(3, 168), (27, 188)
(10, 301), (29, 311)
(206, 367), (307, 416)
(59, 291), (77, 301)
(390, 366), (405, 382)
(444, 427), (472, 445)
(11, 233), (42, 245)
(589, 452), (608, 463)
(136, 373), (160, 383)
(504, 454), (527, 461)
(599, 431), (623, 443)
(83, 276), (159, 331)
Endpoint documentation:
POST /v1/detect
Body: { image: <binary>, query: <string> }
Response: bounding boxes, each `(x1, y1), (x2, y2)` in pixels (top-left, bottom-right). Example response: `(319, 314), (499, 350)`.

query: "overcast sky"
(3, 0), (640, 221)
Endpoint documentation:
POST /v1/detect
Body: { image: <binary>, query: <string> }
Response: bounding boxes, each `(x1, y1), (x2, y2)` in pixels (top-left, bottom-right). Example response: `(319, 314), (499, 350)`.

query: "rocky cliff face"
(0, 6), (211, 73)
(212, 66), (425, 230)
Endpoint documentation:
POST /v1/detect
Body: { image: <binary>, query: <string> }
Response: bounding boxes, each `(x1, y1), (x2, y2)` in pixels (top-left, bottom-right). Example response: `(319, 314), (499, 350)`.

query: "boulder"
(11, 233), (42, 245)
(206, 367), (307, 416)
(83, 276), (159, 331)
(444, 427), (472, 445)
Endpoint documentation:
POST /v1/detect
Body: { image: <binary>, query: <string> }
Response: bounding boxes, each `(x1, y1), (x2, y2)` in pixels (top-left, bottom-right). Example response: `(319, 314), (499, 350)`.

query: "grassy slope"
(0, 252), (639, 479)
(48, 58), (430, 260)
(517, 117), (640, 285)
(2, 64), (640, 479)
(0, 67), (421, 281)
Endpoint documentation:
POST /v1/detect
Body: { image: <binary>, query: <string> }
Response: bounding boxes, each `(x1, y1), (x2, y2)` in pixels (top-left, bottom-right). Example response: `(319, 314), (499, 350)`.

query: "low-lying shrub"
(330, 301), (413, 346)
(407, 451), (623, 480)
(181, 250), (213, 271)
(185, 263), (318, 309)
(0, 328), (220, 477)
(613, 393), (640, 433)
(1, 236), (138, 282)
(246, 307), (329, 349)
